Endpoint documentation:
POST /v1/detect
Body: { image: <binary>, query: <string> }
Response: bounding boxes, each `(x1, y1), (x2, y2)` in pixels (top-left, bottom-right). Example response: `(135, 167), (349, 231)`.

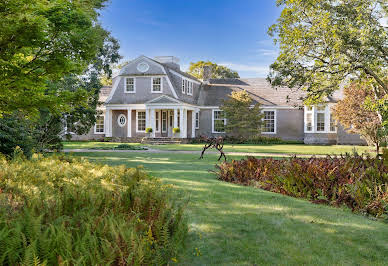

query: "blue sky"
(100, 0), (281, 78)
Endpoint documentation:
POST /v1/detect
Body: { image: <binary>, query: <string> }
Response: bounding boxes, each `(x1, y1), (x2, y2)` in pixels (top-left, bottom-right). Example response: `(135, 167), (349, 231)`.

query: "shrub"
(145, 127), (153, 133)
(173, 128), (180, 134)
(115, 144), (148, 150)
(0, 114), (36, 158)
(216, 154), (388, 218)
(0, 153), (187, 265)
(190, 135), (303, 144)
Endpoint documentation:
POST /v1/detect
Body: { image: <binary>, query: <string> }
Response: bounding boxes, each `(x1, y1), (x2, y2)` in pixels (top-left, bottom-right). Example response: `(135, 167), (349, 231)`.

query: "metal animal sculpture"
(199, 135), (227, 161)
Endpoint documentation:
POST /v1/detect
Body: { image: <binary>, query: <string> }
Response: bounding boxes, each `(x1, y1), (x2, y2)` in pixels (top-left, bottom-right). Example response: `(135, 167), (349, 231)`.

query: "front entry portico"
(105, 95), (198, 139)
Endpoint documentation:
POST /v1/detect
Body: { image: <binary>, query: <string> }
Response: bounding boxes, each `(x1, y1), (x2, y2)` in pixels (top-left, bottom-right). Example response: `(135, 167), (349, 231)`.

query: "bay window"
(304, 105), (337, 133)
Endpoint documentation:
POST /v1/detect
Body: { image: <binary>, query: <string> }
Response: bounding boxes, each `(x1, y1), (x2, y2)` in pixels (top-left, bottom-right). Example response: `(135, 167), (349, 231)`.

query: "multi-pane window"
(305, 105), (337, 133)
(162, 111), (167, 132)
(182, 79), (193, 95)
(187, 82), (193, 95)
(152, 77), (161, 92)
(330, 114), (336, 132)
(94, 115), (104, 133)
(117, 114), (126, 127)
(177, 110), (180, 127)
(182, 79), (186, 94)
(263, 111), (275, 133)
(155, 111), (160, 132)
(306, 113), (313, 132)
(137, 111), (146, 132)
(195, 112), (199, 129)
(316, 113), (325, 131)
(125, 78), (135, 92)
(213, 110), (225, 133)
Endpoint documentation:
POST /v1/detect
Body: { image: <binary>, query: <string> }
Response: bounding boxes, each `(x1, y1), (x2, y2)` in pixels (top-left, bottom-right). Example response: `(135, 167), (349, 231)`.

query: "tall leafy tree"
(267, 0), (388, 117)
(220, 90), (263, 138)
(0, 0), (111, 116)
(188, 61), (240, 80)
(333, 82), (385, 153)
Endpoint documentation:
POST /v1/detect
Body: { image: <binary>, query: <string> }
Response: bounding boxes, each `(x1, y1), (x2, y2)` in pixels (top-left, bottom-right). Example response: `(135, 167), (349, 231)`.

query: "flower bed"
(216, 154), (388, 218)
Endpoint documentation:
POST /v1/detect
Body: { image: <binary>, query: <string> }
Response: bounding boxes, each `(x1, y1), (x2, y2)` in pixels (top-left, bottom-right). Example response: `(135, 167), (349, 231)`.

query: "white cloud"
(257, 48), (278, 57)
(256, 39), (273, 46)
(219, 62), (270, 77)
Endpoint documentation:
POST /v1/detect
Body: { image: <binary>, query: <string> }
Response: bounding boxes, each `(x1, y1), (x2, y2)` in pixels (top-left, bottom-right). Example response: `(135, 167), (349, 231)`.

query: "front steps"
(141, 137), (182, 145)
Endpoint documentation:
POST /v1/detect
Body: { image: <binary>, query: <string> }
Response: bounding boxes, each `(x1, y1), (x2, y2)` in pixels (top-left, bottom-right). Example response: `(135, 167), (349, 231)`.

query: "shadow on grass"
(70, 151), (388, 265)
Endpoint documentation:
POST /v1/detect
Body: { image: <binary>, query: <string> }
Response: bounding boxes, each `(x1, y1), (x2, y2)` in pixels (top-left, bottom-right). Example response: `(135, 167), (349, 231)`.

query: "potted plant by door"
(172, 127), (180, 138)
(145, 127), (153, 138)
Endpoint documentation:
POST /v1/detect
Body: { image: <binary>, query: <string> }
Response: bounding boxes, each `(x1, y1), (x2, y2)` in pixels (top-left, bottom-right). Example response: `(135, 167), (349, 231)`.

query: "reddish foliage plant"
(216, 154), (388, 217)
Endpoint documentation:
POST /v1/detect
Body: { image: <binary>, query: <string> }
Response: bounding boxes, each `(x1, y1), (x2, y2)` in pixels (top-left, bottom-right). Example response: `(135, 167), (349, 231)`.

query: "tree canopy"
(220, 90), (263, 138)
(268, 0), (388, 106)
(333, 82), (385, 153)
(0, 0), (112, 116)
(187, 61), (240, 80)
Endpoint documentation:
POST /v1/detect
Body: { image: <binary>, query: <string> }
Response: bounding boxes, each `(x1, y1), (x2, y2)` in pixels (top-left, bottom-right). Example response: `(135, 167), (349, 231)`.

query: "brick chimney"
(202, 65), (213, 81)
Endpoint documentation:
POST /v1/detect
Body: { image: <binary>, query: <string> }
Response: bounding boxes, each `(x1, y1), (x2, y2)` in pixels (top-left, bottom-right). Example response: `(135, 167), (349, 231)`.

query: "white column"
(151, 108), (156, 138)
(179, 107), (184, 138)
(191, 110), (196, 138)
(106, 108), (112, 137)
(173, 108), (178, 128)
(183, 109), (188, 138)
(145, 108), (150, 129)
(127, 108), (132, 138)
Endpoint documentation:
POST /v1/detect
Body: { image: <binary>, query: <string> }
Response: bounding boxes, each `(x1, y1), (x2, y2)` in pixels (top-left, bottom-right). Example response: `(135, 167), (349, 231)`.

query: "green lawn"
(69, 151), (388, 265)
(63, 141), (373, 155)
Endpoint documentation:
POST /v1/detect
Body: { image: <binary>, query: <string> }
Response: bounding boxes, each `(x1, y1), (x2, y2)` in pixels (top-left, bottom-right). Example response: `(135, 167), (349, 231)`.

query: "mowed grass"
(69, 151), (388, 265)
(63, 141), (373, 155)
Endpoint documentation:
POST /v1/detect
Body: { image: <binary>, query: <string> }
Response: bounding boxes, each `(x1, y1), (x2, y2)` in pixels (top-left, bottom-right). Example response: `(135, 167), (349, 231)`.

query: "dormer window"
(152, 77), (162, 93)
(182, 79), (186, 94)
(187, 81), (193, 95)
(182, 78), (193, 95)
(125, 77), (135, 93)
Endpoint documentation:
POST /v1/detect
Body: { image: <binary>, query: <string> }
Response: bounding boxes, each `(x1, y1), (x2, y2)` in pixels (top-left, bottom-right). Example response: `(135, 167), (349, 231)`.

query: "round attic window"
(137, 62), (149, 72)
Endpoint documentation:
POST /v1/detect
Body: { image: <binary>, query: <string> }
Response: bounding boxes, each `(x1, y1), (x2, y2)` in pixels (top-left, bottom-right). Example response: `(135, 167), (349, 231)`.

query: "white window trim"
(117, 114), (127, 128)
(304, 105), (337, 133)
(151, 77), (163, 93)
(124, 77), (136, 93)
(94, 115), (105, 134)
(195, 111), (199, 129)
(212, 109), (226, 133)
(262, 109), (277, 134)
(136, 110), (146, 133)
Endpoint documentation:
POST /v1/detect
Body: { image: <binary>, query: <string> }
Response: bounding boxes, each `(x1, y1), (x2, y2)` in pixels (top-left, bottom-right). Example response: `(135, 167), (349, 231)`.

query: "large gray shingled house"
(72, 55), (365, 145)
